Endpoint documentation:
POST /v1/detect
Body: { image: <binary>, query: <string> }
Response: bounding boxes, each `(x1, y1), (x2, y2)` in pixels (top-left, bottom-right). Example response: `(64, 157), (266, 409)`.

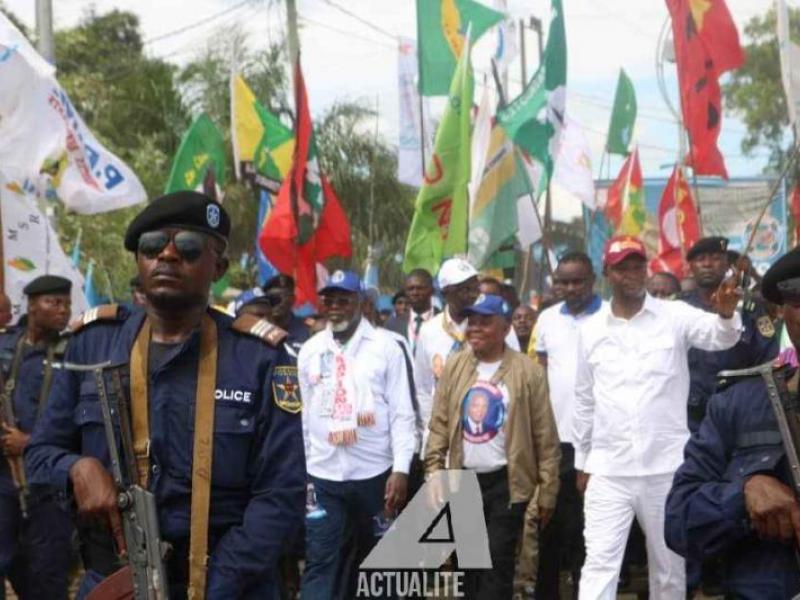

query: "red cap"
(603, 234), (647, 267)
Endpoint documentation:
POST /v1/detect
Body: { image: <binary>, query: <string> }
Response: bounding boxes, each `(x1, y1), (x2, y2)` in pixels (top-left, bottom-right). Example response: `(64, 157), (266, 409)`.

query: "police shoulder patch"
(69, 304), (122, 333)
(756, 315), (776, 338)
(232, 314), (288, 347)
(273, 364), (301, 413)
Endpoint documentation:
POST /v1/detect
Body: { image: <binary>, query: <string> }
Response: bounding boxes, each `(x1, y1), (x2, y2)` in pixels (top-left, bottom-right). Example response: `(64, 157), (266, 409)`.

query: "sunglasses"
(137, 230), (208, 262)
(778, 277), (800, 307)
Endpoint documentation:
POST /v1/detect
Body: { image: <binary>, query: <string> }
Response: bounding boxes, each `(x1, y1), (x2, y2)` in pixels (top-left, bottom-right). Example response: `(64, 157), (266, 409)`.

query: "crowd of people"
(0, 190), (799, 600)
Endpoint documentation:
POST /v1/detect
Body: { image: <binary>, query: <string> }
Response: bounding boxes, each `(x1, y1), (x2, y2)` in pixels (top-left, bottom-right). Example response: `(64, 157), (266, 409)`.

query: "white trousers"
(578, 473), (685, 600)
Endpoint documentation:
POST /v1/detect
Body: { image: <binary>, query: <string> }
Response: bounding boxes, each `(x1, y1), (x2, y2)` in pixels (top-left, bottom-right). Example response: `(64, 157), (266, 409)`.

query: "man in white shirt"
(573, 235), (743, 600)
(297, 270), (416, 599)
(415, 258), (519, 455)
(533, 251), (605, 599)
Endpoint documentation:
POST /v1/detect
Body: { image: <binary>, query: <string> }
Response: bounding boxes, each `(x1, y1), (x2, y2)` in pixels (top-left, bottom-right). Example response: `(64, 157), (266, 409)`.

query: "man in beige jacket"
(425, 293), (560, 599)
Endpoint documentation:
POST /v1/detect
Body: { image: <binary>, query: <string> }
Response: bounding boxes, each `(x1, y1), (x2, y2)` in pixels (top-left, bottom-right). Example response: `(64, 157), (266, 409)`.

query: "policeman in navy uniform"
(25, 191), (305, 599)
(665, 247), (800, 599)
(681, 237), (779, 432)
(0, 276), (73, 600)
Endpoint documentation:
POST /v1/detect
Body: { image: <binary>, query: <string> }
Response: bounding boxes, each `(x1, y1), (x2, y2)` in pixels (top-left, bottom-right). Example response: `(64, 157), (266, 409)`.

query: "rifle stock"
(0, 353), (28, 518)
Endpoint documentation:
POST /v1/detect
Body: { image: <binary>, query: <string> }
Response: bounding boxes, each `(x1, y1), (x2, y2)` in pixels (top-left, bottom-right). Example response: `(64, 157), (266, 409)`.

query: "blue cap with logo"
(463, 293), (512, 319)
(319, 270), (362, 295)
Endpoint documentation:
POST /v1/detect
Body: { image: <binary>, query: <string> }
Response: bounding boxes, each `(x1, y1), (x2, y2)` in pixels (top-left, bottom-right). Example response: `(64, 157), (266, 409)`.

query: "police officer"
(681, 237), (778, 432)
(0, 276), (73, 600)
(665, 246), (800, 599)
(25, 191), (305, 599)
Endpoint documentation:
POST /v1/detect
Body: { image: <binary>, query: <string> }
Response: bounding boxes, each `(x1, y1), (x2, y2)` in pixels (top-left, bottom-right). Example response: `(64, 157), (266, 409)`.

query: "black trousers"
(462, 468), (526, 600)
(536, 443), (584, 600)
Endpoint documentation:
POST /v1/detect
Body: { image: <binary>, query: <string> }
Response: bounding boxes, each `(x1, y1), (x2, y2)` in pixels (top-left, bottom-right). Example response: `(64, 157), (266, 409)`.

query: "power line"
(321, 0), (397, 41)
(297, 15), (395, 51)
(143, 0), (252, 46)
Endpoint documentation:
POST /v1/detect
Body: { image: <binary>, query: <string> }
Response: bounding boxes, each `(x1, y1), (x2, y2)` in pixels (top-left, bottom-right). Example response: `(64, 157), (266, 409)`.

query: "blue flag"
(256, 189), (277, 285)
(84, 259), (101, 307)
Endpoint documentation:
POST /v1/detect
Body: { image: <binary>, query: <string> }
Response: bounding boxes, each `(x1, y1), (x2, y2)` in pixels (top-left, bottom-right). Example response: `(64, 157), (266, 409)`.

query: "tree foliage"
(723, 6), (800, 173)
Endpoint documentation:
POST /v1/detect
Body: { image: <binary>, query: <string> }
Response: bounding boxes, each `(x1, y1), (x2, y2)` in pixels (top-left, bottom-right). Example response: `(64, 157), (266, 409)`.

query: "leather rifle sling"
(130, 319), (152, 488)
(187, 314), (218, 599)
(129, 315), (218, 599)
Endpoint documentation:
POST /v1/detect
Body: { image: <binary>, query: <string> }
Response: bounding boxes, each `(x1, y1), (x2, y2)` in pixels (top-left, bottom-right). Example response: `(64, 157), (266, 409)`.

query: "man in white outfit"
(572, 235), (742, 600)
(414, 258), (519, 455)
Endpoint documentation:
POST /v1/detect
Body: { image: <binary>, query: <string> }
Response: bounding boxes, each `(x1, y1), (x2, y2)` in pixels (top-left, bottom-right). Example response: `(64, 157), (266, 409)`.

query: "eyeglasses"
(321, 295), (355, 308)
(261, 292), (286, 307)
(137, 230), (208, 262)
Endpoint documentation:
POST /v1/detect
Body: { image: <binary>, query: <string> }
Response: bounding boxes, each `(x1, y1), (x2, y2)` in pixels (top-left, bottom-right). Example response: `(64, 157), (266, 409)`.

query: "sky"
(4, 0), (783, 219)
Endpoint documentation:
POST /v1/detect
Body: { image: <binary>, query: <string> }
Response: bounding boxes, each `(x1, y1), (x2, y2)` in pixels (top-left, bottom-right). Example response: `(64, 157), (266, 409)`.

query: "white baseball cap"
(437, 257), (478, 289)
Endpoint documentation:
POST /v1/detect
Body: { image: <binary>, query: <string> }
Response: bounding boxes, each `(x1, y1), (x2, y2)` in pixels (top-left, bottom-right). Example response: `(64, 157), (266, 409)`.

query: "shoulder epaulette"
(69, 304), (122, 333)
(232, 314), (288, 347)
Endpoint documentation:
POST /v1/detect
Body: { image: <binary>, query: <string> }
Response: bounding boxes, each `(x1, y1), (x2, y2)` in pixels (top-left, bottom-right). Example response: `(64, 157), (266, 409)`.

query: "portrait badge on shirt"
(461, 381), (505, 444)
(273, 365), (302, 414)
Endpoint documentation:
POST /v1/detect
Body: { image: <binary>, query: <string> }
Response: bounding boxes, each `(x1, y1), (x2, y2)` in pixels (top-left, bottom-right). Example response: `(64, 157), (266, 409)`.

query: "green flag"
(403, 31), (474, 274)
(468, 126), (529, 269)
(496, 0), (566, 185)
(417, 0), (503, 96)
(165, 114), (226, 198)
(606, 69), (637, 155)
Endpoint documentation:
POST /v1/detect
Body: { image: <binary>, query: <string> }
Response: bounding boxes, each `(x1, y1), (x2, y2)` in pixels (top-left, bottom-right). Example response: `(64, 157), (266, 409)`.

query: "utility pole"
(36, 0), (55, 64)
(285, 0), (300, 84)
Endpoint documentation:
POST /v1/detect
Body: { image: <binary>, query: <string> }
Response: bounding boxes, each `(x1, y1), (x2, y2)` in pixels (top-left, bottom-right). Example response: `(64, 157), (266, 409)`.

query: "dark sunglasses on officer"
(137, 229), (222, 263)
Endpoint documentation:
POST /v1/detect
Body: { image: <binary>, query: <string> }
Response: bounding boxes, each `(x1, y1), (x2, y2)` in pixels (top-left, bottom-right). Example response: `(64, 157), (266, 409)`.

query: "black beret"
(687, 237), (728, 261)
(762, 247), (800, 304)
(263, 274), (295, 292)
(23, 275), (72, 297)
(124, 191), (230, 252)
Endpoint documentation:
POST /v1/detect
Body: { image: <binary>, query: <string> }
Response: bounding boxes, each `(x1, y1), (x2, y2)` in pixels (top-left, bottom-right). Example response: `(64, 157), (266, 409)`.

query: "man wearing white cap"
(414, 258), (519, 455)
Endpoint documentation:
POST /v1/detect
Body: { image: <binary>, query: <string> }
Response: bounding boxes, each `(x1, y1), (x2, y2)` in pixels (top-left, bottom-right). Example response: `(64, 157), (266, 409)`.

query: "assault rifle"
(0, 351), (28, 519)
(720, 360), (800, 595)
(61, 361), (170, 600)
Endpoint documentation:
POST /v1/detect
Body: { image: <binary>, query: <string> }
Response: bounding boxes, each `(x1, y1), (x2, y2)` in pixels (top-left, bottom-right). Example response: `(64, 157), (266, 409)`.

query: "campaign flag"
(777, 0), (800, 137)
(165, 114), (226, 200)
(398, 38), (434, 187)
(606, 69), (637, 156)
(258, 59), (352, 306)
(468, 126), (530, 268)
(230, 74), (295, 191)
(666, 0), (744, 178)
(791, 184), (800, 245)
(417, 0), (503, 96)
(496, 0), (566, 189)
(71, 228), (82, 268)
(0, 170), (89, 320)
(493, 0), (518, 78)
(403, 29), (474, 275)
(605, 147), (644, 235)
(554, 118), (595, 209)
(651, 165), (701, 276)
(0, 14), (146, 214)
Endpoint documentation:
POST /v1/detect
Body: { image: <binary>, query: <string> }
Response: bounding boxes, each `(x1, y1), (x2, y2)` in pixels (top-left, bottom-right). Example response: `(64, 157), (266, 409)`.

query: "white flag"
(777, 0), (800, 135)
(0, 14), (146, 214)
(515, 195), (542, 248)
(0, 170), (89, 322)
(468, 85), (494, 214)
(493, 0), (518, 78)
(553, 118), (596, 209)
(397, 37), (433, 187)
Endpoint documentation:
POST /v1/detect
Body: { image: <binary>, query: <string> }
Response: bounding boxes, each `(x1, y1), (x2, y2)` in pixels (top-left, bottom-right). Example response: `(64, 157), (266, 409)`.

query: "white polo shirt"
(298, 318), (417, 481)
(534, 295), (605, 445)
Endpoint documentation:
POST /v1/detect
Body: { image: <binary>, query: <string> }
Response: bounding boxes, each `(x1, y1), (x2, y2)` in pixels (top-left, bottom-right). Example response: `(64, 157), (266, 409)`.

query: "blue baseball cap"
(319, 270), (361, 295)
(232, 287), (266, 315)
(462, 293), (512, 319)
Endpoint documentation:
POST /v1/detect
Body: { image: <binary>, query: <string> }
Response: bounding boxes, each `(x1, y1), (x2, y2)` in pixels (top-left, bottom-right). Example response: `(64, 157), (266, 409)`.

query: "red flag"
(604, 151), (635, 230)
(259, 59), (352, 306)
(650, 165), (701, 277)
(791, 184), (800, 245)
(666, 0), (744, 178)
